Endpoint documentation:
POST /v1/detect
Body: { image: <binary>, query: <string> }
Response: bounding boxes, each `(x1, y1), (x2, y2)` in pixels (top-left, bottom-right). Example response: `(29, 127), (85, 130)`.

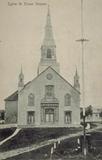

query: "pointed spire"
(38, 5), (60, 74)
(46, 5), (51, 26)
(43, 5), (55, 46)
(75, 67), (79, 78)
(19, 65), (24, 79)
(18, 65), (24, 91)
(74, 67), (80, 91)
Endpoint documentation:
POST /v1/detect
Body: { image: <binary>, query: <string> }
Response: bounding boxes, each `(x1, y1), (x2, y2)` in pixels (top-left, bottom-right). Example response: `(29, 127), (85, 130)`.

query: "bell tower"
(38, 5), (60, 74)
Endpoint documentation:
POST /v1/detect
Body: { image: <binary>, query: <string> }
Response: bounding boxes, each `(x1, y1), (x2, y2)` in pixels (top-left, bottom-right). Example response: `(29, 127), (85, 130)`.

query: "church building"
(5, 7), (80, 127)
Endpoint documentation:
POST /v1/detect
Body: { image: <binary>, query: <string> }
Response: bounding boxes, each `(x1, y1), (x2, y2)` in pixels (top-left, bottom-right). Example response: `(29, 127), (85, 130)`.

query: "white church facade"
(5, 7), (80, 127)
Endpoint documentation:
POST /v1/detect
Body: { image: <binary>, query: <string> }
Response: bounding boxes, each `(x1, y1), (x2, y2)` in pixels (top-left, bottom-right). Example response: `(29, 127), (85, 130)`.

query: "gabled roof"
(50, 67), (80, 94)
(22, 66), (80, 94)
(5, 81), (31, 101)
(5, 66), (80, 102)
(5, 91), (18, 101)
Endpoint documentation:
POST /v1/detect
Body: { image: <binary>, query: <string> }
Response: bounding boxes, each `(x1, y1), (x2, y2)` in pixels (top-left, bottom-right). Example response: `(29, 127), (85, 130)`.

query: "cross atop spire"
(43, 5), (55, 46)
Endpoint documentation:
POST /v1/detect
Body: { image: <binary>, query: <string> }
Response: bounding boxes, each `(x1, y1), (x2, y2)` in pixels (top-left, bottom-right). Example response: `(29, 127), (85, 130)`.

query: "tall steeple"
(18, 66), (24, 91)
(43, 5), (55, 46)
(74, 68), (80, 91)
(38, 5), (60, 75)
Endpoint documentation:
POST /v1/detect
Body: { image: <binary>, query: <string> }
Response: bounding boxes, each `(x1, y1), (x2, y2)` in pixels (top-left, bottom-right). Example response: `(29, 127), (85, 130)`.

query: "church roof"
(22, 66), (80, 94)
(5, 91), (18, 101)
(5, 81), (31, 101)
(5, 67), (80, 102)
(49, 67), (80, 94)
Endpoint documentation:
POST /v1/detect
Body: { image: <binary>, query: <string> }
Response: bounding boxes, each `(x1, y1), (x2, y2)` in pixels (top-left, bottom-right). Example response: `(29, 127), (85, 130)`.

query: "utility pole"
(76, 0), (89, 157)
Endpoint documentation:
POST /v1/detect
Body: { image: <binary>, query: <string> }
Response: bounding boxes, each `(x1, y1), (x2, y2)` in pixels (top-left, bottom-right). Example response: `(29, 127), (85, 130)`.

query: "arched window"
(64, 94), (71, 106)
(47, 48), (52, 58)
(28, 93), (34, 106)
(45, 85), (54, 97)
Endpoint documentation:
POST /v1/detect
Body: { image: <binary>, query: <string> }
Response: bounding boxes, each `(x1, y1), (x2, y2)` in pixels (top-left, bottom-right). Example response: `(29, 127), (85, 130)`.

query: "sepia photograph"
(0, 0), (102, 159)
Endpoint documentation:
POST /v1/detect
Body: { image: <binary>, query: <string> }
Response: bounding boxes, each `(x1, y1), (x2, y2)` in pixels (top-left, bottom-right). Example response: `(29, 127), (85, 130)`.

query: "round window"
(46, 73), (53, 80)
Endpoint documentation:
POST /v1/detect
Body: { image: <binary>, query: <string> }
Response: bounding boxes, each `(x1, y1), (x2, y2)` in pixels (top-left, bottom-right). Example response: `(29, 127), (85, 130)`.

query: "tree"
(85, 105), (93, 117)
(80, 105), (93, 119)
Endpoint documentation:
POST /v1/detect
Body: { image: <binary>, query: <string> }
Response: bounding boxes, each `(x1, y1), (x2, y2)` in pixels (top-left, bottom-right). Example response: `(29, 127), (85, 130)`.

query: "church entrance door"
(45, 108), (54, 122)
(41, 101), (59, 124)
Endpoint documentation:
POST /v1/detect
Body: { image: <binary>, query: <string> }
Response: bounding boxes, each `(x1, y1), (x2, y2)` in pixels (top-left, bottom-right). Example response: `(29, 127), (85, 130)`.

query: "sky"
(0, 0), (102, 109)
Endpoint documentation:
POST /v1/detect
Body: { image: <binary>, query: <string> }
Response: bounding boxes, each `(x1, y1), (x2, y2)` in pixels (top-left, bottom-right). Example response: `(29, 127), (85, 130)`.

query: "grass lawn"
(90, 131), (102, 150)
(6, 137), (78, 160)
(5, 129), (102, 160)
(0, 127), (82, 152)
(6, 136), (102, 160)
(0, 128), (16, 142)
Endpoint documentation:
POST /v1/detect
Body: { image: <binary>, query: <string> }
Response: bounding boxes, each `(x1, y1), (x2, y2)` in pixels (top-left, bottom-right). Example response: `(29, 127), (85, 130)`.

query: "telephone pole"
(76, 0), (89, 157)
